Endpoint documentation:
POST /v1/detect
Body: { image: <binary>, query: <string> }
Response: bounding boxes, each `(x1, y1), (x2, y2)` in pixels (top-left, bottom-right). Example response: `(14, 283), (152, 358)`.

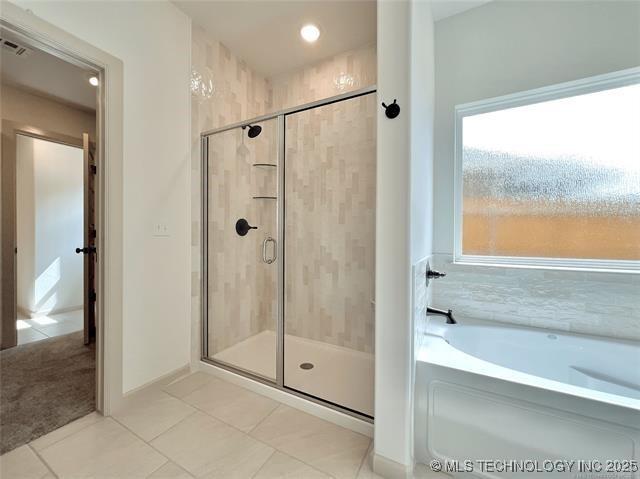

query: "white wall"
(16, 135), (83, 316)
(374, 0), (435, 475)
(375, 0), (413, 472)
(13, 0), (192, 391)
(0, 83), (96, 139)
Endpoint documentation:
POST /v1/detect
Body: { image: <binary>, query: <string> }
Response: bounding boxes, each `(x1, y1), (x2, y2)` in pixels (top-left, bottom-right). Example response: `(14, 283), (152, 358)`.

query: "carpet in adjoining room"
(0, 331), (95, 454)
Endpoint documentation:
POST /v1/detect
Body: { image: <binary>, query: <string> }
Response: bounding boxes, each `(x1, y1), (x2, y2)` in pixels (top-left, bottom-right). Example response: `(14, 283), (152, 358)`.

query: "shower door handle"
(262, 237), (277, 264)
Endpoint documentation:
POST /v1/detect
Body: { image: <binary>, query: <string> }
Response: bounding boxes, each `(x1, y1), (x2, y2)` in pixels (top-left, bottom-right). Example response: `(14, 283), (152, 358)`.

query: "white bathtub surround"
(430, 254), (640, 341)
(415, 319), (640, 475)
(213, 331), (374, 417)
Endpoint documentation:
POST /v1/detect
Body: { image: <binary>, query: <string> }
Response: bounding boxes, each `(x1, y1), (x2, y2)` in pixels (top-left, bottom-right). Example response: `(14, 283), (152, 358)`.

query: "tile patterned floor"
(0, 371), (443, 479)
(16, 310), (84, 346)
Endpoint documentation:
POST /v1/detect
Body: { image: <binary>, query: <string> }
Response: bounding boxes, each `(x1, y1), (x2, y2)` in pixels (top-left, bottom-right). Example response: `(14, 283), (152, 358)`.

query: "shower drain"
(299, 362), (314, 370)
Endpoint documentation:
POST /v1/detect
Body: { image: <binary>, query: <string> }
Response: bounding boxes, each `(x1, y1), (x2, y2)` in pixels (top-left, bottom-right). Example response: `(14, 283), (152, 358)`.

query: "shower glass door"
(283, 93), (376, 416)
(205, 118), (279, 381)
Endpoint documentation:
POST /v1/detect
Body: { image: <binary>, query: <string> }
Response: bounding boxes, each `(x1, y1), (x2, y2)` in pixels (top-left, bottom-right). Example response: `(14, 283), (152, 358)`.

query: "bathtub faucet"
(427, 307), (457, 324)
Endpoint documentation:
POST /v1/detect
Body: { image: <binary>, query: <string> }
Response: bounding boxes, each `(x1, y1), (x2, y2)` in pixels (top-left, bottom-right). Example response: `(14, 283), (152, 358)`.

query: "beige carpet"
(0, 331), (95, 454)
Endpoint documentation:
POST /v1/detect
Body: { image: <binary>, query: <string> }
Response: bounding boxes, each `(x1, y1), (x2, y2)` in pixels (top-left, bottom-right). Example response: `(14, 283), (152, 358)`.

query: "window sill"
(453, 256), (640, 275)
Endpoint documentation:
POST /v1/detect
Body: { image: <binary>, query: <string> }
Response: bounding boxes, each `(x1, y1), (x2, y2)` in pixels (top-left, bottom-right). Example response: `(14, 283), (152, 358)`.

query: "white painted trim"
(21, 305), (83, 318)
(453, 67), (640, 273)
(0, 2), (125, 415)
(198, 360), (374, 438)
(119, 364), (190, 400)
(372, 453), (414, 479)
(454, 256), (640, 274)
(455, 66), (640, 116)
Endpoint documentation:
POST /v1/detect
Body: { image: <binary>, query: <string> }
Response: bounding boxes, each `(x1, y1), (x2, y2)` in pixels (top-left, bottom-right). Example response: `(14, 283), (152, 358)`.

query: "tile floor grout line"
(109, 412), (195, 473)
(122, 377), (369, 478)
(249, 449), (278, 479)
(27, 444), (58, 479)
(29, 412), (103, 455)
(175, 400), (300, 467)
(111, 399), (278, 479)
(141, 456), (172, 479)
(354, 440), (373, 478)
(110, 409), (196, 449)
(176, 389), (279, 439)
(171, 387), (340, 477)
(111, 395), (291, 479)
(245, 401), (283, 435)
(244, 402), (361, 478)
(162, 374), (217, 401)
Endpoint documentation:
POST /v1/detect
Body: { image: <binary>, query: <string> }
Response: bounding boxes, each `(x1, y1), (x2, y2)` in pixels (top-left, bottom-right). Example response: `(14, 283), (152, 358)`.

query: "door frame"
(0, 3), (124, 415)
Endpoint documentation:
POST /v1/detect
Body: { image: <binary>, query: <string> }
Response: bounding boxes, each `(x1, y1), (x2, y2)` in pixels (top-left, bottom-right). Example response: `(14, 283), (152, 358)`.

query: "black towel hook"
(381, 99), (400, 119)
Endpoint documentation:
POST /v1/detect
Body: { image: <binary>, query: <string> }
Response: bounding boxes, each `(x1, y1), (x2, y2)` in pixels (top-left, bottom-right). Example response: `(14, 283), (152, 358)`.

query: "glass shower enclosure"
(201, 88), (376, 419)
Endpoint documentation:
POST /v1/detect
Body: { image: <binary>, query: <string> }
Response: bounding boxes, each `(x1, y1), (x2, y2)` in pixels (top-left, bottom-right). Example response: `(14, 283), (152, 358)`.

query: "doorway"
(15, 134), (96, 346)
(0, 26), (99, 454)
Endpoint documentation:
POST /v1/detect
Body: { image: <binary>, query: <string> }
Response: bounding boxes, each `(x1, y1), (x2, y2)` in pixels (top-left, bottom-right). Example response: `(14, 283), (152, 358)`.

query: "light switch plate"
(153, 223), (170, 237)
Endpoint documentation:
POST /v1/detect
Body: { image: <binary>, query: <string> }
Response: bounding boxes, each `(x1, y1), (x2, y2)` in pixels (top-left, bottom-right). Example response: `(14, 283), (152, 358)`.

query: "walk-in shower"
(201, 87), (376, 419)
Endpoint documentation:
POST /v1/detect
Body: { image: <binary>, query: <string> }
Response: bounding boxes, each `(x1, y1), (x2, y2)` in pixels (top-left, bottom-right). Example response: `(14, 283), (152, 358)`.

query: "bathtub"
(414, 318), (640, 478)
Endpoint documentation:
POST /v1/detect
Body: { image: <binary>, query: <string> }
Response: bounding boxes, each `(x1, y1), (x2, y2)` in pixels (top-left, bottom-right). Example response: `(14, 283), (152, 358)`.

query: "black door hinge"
(91, 227), (97, 239)
(89, 289), (97, 302)
(90, 164), (97, 174)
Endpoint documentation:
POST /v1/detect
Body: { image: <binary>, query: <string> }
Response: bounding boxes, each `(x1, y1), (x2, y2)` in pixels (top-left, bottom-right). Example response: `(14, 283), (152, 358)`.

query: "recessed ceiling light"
(300, 24), (320, 43)
(89, 76), (99, 86)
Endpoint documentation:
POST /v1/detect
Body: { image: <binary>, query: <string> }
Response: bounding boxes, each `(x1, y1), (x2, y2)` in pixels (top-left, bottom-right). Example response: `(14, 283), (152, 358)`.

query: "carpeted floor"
(0, 331), (95, 454)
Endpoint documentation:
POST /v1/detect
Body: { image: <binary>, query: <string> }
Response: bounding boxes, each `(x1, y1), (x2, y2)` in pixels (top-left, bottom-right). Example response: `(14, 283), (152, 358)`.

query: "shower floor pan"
(213, 330), (374, 417)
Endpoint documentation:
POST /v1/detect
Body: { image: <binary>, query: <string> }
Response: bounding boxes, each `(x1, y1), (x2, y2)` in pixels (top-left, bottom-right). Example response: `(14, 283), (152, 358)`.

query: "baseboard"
(199, 360), (374, 437)
(19, 304), (83, 318)
(115, 364), (191, 411)
(372, 453), (414, 479)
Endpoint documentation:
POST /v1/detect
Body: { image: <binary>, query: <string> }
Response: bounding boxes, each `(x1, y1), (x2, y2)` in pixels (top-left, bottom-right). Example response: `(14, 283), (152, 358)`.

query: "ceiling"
(173, 0), (377, 77)
(1, 29), (97, 111)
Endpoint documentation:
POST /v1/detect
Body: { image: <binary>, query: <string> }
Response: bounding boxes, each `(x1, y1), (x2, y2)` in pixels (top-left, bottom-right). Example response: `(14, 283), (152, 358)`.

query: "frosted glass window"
(460, 82), (640, 261)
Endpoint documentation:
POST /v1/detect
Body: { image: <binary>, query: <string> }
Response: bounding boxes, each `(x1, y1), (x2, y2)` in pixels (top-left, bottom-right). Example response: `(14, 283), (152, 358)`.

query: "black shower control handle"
(236, 218), (257, 236)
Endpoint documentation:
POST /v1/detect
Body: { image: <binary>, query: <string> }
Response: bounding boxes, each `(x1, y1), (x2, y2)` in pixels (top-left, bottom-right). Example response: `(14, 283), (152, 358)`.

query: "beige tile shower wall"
(207, 123), (278, 354)
(191, 26), (377, 359)
(285, 94), (377, 353)
(191, 26), (273, 362)
(271, 44), (377, 111)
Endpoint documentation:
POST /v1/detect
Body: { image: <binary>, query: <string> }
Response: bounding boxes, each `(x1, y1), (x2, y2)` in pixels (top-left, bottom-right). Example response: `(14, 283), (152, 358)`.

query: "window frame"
(453, 67), (640, 273)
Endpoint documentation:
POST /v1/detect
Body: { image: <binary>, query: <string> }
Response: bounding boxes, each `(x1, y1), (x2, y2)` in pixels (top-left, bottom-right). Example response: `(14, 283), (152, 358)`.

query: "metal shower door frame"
(201, 86), (376, 422)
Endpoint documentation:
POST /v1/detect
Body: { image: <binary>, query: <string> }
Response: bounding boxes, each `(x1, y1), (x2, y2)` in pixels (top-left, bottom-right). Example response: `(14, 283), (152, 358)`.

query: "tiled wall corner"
(413, 257), (431, 354)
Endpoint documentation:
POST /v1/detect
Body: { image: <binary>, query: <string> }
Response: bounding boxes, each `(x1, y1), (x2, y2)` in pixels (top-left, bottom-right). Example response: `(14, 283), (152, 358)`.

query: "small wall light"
(89, 76), (99, 86)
